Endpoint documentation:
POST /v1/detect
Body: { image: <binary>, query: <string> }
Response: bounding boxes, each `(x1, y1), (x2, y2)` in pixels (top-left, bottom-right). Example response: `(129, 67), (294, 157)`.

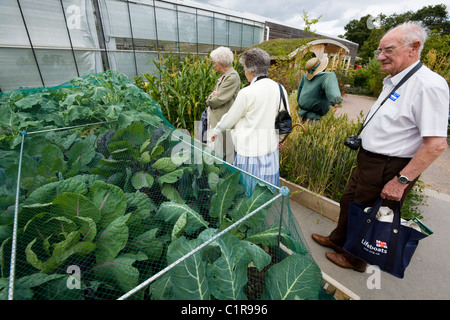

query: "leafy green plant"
(346, 57), (387, 97)
(0, 121), (320, 300)
(0, 72), (323, 300)
(0, 70), (163, 150)
(138, 54), (218, 136)
(401, 180), (428, 220)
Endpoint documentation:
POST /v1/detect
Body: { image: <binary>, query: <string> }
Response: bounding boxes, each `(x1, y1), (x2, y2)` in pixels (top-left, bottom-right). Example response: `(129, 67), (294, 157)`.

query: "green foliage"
(0, 70), (162, 150)
(343, 4), (450, 47)
(137, 54), (217, 136)
(343, 4), (450, 77)
(383, 4), (450, 34)
(343, 14), (374, 48)
(0, 118), (317, 300)
(401, 181), (428, 220)
(347, 58), (388, 97)
(251, 38), (314, 57)
(280, 105), (361, 200)
(422, 31), (450, 85)
(0, 73), (322, 300)
(263, 253), (322, 300)
(301, 10), (323, 35)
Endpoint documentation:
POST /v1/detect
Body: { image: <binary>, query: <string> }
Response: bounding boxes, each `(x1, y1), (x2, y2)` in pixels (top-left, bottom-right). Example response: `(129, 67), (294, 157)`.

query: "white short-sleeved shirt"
(361, 61), (449, 158)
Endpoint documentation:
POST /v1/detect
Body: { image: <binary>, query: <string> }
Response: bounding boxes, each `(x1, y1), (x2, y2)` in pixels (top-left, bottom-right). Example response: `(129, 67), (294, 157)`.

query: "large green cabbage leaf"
(263, 253), (322, 300)
(167, 236), (210, 300)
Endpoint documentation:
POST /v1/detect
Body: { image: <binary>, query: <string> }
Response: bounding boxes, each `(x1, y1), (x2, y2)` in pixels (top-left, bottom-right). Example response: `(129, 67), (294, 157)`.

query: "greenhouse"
(0, 0), (266, 91)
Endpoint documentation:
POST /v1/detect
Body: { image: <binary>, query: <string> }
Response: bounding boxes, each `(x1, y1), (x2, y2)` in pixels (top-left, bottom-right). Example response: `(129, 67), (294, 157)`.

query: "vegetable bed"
(0, 71), (326, 300)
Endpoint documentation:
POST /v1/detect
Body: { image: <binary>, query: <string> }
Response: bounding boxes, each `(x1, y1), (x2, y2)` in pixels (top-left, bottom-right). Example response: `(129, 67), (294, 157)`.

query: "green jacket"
(297, 72), (342, 120)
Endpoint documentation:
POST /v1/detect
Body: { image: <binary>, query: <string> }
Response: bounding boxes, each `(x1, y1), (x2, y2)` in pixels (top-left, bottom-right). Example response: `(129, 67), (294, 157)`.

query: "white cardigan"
(212, 78), (289, 157)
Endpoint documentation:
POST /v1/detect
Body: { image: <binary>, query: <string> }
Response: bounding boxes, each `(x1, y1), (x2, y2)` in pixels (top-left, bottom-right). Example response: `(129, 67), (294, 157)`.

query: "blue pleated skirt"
(234, 150), (279, 196)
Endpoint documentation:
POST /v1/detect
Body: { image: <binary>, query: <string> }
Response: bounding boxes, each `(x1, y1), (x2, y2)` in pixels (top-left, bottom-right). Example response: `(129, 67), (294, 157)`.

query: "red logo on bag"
(376, 240), (388, 249)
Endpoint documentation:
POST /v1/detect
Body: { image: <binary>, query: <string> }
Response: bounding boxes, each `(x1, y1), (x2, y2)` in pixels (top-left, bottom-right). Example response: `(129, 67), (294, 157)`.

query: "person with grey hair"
(312, 22), (449, 273)
(211, 48), (289, 196)
(205, 46), (240, 163)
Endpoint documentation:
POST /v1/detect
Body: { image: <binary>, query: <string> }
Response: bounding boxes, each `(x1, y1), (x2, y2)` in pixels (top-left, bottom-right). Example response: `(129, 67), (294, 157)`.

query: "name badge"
(389, 92), (400, 101)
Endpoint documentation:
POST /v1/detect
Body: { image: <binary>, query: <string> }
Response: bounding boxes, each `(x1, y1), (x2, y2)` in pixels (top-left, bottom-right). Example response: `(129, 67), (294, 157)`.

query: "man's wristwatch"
(397, 173), (411, 184)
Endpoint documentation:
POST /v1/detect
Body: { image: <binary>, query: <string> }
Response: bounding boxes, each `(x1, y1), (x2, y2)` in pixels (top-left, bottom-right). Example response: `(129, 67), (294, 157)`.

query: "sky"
(192, 0), (448, 38)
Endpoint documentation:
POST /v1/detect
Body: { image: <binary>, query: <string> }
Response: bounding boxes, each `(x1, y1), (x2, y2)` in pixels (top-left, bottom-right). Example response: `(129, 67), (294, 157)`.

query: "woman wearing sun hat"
(296, 56), (342, 122)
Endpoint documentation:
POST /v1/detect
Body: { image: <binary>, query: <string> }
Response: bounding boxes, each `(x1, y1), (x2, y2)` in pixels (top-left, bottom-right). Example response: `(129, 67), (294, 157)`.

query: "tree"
(358, 28), (385, 65)
(343, 4), (450, 65)
(342, 15), (373, 47)
(301, 10), (322, 35)
(412, 4), (450, 34)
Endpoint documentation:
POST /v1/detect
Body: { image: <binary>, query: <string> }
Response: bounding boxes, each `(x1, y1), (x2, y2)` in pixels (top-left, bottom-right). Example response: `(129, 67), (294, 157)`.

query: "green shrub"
(347, 58), (387, 97)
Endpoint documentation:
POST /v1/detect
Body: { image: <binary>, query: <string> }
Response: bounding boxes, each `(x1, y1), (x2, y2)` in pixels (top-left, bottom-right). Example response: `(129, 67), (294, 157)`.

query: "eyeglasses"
(374, 43), (409, 57)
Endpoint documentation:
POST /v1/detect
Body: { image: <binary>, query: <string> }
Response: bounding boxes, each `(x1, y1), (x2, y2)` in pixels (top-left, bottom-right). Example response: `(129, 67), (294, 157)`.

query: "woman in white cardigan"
(211, 48), (289, 196)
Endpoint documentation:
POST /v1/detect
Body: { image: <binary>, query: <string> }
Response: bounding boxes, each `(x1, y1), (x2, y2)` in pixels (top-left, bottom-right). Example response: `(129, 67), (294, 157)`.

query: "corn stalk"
(140, 54), (217, 136)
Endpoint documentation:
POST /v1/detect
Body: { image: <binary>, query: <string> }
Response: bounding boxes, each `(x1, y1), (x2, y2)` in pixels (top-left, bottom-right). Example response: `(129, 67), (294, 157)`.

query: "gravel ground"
(337, 93), (450, 195)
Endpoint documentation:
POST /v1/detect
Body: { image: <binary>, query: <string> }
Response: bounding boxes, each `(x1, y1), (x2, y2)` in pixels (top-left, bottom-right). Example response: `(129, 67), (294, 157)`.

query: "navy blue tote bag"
(343, 198), (432, 278)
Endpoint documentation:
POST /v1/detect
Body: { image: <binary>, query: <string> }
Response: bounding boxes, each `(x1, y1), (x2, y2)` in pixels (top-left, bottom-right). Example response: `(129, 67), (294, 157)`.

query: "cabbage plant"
(0, 72), (322, 300)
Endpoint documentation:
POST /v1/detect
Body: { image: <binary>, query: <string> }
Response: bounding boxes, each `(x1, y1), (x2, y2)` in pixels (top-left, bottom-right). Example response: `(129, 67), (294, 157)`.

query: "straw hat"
(305, 57), (328, 80)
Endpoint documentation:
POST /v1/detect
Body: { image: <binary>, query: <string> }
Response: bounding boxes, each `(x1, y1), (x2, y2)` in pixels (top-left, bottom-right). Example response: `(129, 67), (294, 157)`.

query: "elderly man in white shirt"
(312, 21), (449, 272)
(211, 48), (289, 196)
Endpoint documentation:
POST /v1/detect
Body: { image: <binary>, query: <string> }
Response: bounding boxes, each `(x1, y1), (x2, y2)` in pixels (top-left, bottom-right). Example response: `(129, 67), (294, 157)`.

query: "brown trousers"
(329, 148), (418, 267)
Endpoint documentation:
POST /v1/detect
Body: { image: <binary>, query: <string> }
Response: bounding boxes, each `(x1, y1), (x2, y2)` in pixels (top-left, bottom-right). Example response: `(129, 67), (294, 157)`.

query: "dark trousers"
(329, 148), (418, 267)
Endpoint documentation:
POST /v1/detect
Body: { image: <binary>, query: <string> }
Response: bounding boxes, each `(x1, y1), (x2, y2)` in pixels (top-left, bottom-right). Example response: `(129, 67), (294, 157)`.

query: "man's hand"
(381, 136), (447, 202)
(380, 178), (408, 202)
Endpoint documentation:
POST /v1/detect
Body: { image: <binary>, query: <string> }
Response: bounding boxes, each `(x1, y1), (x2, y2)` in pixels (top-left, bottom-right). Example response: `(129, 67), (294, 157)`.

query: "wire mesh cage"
(0, 71), (331, 300)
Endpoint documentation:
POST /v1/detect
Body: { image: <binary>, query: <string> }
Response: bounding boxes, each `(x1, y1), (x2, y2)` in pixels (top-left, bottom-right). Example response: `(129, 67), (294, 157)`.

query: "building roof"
(168, 0), (358, 46)
(154, 0), (266, 23)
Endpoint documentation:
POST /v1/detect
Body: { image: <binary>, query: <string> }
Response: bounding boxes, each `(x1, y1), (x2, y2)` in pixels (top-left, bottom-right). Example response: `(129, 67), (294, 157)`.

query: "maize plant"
(139, 54), (218, 136)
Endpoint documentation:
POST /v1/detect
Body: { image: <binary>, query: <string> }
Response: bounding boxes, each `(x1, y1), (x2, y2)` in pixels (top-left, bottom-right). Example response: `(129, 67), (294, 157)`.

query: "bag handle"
(277, 83), (288, 112)
(352, 198), (384, 245)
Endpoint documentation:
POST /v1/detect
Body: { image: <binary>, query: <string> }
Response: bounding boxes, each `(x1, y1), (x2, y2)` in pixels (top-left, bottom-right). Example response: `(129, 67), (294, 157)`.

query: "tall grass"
(280, 92), (362, 201)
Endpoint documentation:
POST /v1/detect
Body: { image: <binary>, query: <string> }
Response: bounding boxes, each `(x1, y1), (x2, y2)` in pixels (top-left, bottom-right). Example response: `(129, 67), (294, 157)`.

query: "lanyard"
(357, 61), (423, 136)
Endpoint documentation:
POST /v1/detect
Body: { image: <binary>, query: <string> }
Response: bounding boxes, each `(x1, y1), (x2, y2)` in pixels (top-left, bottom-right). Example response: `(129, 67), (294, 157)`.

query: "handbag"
(343, 197), (432, 278)
(275, 83), (292, 134)
(200, 108), (208, 143)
